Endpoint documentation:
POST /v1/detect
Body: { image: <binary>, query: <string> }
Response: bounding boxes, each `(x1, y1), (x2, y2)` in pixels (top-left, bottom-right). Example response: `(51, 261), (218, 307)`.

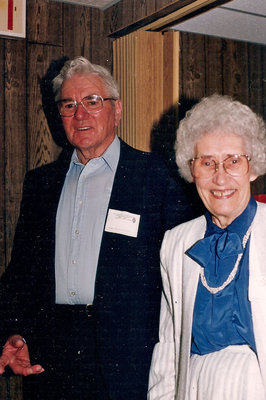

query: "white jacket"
(148, 202), (266, 400)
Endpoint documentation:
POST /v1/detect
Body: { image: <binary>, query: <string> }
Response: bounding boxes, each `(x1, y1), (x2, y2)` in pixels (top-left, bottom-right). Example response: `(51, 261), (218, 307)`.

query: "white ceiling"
(53, 0), (266, 45)
(171, 0), (266, 45)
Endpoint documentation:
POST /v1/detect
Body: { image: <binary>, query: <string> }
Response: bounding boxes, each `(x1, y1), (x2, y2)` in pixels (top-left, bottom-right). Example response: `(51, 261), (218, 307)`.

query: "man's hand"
(0, 334), (44, 376)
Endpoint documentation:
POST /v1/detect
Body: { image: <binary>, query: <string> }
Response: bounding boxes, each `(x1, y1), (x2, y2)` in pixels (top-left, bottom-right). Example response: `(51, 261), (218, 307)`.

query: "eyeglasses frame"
(189, 154), (251, 178)
(56, 94), (116, 117)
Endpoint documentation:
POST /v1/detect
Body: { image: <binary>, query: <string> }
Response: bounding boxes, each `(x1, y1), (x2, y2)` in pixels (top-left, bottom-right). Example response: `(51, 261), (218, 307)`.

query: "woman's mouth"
(211, 189), (236, 198)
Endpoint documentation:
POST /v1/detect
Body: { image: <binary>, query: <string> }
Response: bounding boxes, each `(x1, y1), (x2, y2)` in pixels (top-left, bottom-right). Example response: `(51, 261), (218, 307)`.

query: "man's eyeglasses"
(189, 154), (251, 178)
(56, 94), (116, 117)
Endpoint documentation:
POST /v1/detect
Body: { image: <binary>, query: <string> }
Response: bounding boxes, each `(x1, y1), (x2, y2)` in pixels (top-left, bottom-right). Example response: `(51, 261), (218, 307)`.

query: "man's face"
(59, 74), (122, 163)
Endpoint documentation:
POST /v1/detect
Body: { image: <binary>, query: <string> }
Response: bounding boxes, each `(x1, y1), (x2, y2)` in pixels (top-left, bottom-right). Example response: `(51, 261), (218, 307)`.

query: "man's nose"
(74, 102), (89, 119)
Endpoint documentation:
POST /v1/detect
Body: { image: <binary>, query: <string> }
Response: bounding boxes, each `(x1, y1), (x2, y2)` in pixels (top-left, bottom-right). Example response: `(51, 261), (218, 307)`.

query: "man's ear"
(114, 99), (122, 127)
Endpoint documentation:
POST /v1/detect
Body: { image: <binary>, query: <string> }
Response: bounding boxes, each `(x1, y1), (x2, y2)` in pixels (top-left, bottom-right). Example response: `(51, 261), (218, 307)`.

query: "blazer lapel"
(175, 217), (205, 399)
(94, 140), (137, 304)
(106, 139), (143, 212)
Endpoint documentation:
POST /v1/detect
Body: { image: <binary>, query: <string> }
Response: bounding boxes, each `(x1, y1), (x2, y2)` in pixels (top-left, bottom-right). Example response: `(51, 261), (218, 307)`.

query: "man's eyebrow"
(56, 97), (74, 103)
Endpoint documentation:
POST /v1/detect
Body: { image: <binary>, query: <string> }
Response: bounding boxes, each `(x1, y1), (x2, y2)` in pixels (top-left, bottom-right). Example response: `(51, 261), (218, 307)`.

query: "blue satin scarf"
(187, 197), (257, 355)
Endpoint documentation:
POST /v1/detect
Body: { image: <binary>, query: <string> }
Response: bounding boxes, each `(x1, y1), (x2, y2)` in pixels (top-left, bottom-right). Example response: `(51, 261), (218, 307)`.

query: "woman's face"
(193, 132), (257, 228)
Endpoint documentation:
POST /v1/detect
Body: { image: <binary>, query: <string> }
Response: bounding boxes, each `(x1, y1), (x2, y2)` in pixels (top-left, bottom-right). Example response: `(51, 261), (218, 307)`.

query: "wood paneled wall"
(179, 32), (265, 117)
(113, 30), (165, 150)
(113, 31), (181, 152)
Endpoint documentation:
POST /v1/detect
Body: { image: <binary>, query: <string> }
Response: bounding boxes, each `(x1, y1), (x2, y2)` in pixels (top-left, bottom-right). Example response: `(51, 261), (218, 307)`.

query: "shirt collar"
(205, 195), (257, 239)
(69, 135), (120, 172)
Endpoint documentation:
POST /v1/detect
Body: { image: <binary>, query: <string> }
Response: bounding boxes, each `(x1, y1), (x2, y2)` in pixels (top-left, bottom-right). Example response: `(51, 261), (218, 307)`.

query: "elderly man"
(0, 57), (195, 400)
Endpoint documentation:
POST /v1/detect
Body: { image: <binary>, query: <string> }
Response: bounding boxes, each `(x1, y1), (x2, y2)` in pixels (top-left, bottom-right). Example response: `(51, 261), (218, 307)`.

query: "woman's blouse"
(187, 197), (257, 355)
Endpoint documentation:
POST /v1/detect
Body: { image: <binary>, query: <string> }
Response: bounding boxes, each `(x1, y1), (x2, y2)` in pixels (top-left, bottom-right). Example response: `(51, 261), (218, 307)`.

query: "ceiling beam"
(109, 0), (231, 37)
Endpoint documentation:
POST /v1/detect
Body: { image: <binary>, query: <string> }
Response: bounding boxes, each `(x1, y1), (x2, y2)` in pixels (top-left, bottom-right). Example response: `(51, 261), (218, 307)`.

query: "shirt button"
(71, 291), (76, 296)
(75, 229), (79, 235)
(72, 260), (76, 264)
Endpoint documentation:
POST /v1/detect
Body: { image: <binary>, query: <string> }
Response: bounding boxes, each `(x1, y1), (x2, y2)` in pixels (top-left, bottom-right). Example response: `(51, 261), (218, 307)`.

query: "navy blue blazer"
(0, 139), (196, 399)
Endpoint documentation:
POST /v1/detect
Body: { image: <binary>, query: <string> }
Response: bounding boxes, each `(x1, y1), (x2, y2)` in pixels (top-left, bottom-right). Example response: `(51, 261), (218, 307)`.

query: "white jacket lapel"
(249, 202), (266, 390)
(176, 217), (205, 399)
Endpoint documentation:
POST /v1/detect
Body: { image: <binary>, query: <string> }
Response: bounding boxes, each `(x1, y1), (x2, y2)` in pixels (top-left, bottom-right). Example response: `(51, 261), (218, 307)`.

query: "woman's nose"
(212, 163), (228, 184)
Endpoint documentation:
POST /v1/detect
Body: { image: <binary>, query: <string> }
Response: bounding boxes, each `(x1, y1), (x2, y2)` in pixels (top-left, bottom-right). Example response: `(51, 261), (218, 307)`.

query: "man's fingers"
(0, 335), (44, 376)
(28, 364), (44, 375)
(14, 364), (44, 376)
(0, 355), (9, 368)
(0, 360), (7, 374)
(0, 362), (44, 376)
(0, 351), (12, 373)
(8, 335), (26, 349)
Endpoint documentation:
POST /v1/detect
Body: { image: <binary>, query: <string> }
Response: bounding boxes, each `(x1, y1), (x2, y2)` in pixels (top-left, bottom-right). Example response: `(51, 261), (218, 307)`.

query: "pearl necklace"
(200, 225), (252, 294)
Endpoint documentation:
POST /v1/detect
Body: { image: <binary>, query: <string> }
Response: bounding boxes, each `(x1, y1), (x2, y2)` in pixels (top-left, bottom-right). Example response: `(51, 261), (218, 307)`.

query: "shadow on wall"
(150, 96), (205, 216)
(40, 57), (70, 149)
(150, 96), (198, 162)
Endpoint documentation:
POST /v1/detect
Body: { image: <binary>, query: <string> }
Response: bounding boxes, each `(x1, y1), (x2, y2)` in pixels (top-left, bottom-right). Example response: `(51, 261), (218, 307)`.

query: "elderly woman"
(148, 94), (266, 400)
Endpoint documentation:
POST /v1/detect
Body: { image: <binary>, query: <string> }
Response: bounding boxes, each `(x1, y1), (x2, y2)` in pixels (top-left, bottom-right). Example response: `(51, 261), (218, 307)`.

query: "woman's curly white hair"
(175, 94), (266, 182)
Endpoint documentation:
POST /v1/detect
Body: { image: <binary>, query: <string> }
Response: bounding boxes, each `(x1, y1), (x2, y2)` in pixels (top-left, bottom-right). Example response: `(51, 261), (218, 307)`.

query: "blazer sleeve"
(0, 162), (64, 343)
(148, 231), (176, 400)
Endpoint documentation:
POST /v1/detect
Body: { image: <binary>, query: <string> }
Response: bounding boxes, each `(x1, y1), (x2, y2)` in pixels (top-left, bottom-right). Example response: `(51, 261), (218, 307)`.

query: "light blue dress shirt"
(55, 136), (120, 305)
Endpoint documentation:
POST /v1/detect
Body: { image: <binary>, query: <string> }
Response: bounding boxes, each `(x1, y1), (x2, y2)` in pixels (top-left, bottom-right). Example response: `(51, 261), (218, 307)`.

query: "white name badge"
(105, 209), (140, 238)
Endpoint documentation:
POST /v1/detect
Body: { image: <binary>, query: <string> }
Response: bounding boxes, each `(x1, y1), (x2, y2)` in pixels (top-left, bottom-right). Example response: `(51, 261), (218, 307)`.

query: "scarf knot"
(188, 231), (243, 268)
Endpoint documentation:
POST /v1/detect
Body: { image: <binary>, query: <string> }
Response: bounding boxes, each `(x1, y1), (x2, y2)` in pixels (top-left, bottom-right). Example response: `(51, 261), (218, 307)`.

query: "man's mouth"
(77, 126), (91, 131)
